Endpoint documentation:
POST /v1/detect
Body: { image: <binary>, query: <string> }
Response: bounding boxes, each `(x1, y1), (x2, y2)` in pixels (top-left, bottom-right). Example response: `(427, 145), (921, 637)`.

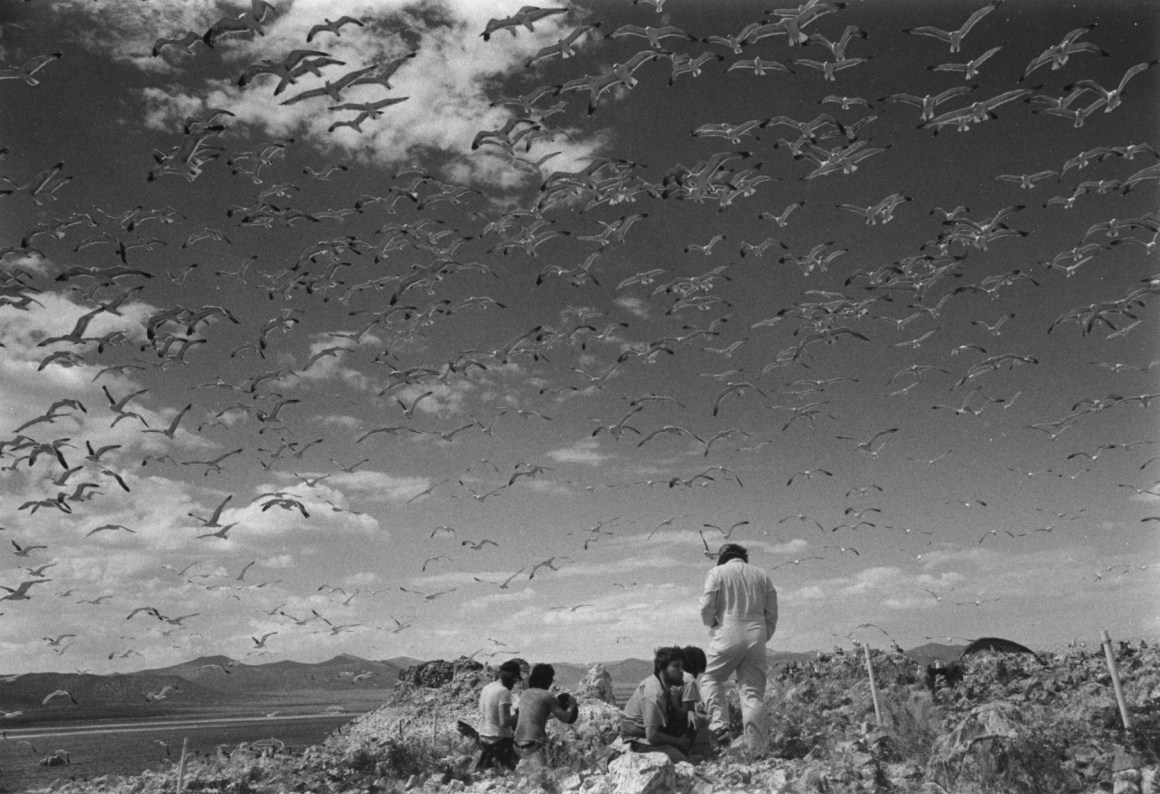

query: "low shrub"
(879, 689), (942, 766)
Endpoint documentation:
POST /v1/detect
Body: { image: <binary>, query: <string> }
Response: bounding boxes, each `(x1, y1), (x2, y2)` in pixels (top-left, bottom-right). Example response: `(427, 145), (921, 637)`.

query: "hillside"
(0, 653), (403, 726)
(903, 642), (969, 666)
(0, 643), (975, 730)
(0, 670), (230, 710)
(26, 641), (1158, 794)
(129, 653), (405, 693)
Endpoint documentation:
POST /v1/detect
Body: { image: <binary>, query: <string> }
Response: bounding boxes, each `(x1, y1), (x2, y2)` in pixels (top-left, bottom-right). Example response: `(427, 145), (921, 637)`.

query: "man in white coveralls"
(698, 542), (779, 757)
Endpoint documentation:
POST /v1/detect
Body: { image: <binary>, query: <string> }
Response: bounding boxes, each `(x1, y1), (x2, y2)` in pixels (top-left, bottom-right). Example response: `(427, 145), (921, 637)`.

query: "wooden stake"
(863, 643), (883, 726)
(1101, 630), (1133, 731)
(176, 737), (189, 794)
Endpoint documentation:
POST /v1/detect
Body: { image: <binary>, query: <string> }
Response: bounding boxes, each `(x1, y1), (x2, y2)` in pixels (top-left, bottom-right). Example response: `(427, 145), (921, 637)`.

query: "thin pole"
(1101, 630), (1133, 731)
(176, 737), (189, 794)
(863, 643), (883, 726)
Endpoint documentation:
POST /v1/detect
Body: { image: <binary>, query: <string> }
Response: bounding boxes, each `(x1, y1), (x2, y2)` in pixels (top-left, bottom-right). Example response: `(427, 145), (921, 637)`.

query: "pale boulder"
(578, 663), (617, 704)
(607, 751), (676, 794)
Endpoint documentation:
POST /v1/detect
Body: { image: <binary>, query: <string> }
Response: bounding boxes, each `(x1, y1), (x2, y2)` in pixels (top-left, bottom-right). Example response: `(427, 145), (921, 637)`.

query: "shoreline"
(3, 711), (359, 741)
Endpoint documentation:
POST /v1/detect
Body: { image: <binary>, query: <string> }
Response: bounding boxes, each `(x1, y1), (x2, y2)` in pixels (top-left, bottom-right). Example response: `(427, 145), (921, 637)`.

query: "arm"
(698, 568), (719, 628)
(764, 578), (779, 641)
(549, 696), (579, 726)
(644, 722), (691, 751)
(499, 701), (516, 731)
(640, 693), (690, 751)
(676, 678), (698, 727)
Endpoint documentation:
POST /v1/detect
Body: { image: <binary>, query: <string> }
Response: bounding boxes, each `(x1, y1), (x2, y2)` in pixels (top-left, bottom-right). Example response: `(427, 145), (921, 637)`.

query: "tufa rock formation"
(576, 662), (616, 704)
(607, 750), (676, 794)
(398, 657), (486, 689)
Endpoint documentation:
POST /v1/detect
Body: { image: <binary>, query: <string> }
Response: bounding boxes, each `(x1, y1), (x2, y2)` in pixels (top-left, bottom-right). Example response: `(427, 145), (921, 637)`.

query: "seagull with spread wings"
(903, 2), (1000, 52)
(473, 567), (527, 589)
(481, 6), (568, 42)
(399, 586), (458, 601)
(528, 556), (570, 579)
(835, 427), (899, 455)
(928, 45), (1003, 80)
(306, 16), (364, 42)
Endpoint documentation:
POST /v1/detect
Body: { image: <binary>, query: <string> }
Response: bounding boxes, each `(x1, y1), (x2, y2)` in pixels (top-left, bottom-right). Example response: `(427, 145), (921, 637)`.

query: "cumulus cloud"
(461, 585), (536, 612)
(325, 469), (435, 502)
(546, 437), (613, 465)
(61, 0), (609, 189)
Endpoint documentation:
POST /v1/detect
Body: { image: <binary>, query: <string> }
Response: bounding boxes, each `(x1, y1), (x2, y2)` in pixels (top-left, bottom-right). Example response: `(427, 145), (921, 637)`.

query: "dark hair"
(717, 542), (748, 565)
(498, 659), (523, 681)
(681, 646), (707, 677)
(653, 646), (684, 676)
(527, 663), (555, 689)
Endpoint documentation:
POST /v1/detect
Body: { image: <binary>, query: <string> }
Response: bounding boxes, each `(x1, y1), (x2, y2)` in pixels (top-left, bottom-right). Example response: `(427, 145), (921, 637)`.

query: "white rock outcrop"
(607, 751), (675, 794)
(577, 663), (617, 704)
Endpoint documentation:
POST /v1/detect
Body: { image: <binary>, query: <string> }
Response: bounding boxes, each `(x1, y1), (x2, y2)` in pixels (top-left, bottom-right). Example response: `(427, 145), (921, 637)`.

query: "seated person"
(677, 646), (711, 743)
(476, 659), (523, 770)
(513, 663), (579, 759)
(620, 646), (711, 764)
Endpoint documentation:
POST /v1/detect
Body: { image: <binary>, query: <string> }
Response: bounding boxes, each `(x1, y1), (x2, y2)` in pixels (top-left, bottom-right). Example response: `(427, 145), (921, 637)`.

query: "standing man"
(698, 542), (778, 757)
(476, 659), (523, 770)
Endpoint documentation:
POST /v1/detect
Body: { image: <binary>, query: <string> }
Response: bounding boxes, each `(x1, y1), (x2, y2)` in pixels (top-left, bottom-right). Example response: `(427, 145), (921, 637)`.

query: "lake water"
(0, 713), (356, 792)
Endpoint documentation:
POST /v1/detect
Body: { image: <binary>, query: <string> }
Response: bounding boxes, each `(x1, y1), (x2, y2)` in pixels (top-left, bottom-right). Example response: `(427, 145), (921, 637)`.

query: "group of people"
(475, 659), (579, 770)
(619, 542), (779, 763)
(474, 542), (779, 769)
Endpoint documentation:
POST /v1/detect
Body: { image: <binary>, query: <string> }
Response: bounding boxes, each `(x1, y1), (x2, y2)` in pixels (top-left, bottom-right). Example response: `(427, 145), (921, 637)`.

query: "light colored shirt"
(514, 688), (576, 744)
(478, 680), (514, 739)
(620, 674), (674, 739)
(678, 671), (700, 708)
(698, 558), (778, 638)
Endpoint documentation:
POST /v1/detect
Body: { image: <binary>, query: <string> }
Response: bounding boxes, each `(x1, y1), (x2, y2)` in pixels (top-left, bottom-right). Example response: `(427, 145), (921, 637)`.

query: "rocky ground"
(25, 642), (1160, 794)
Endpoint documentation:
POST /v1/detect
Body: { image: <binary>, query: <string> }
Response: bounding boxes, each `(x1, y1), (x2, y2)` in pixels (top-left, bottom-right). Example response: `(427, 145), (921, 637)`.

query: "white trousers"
(700, 621), (768, 751)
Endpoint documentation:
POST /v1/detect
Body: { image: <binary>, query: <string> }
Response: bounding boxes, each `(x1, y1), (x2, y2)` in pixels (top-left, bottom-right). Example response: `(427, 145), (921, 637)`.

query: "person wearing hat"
(698, 542), (778, 757)
(475, 659), (524, 770)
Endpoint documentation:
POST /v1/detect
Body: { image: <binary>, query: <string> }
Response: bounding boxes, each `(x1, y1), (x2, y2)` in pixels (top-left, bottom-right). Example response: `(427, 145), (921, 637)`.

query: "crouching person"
(677, 645), (712, 755)
(619, 646), (712, 764)
(475, 659), (523, 771)
(514, 663), (579, 763)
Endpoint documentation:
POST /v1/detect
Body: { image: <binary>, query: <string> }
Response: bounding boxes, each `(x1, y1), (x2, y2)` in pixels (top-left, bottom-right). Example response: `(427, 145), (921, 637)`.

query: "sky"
(0, 0), (1158, 677)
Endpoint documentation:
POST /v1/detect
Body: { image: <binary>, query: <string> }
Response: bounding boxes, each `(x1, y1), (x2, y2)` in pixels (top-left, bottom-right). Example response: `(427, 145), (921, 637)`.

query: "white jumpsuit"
(698, 558), (778, 752)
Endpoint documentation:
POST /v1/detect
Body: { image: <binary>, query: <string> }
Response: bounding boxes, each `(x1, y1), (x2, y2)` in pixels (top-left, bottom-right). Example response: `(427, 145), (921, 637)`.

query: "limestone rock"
(400, 658), (467, 688)
(943, 701), (1023, 748)
(927, 701), (1025, 782)
(577, 662), (617, 704)
(608, 751), (676, 794)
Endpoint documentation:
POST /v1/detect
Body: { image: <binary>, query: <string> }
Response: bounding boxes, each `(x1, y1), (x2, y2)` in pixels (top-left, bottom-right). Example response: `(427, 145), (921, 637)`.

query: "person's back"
(513, 664), (578, 757)
(700, 558), (778, 633)
(514, 687), (569, 744)
(698, 543), (777, 757)
(474, 660), (522, 771)
(479, 679), (514, 739)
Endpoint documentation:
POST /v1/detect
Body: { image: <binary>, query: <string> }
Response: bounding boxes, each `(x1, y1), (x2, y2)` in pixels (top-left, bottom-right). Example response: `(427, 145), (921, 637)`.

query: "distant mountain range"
(0, 645), (966, 718)
(0, 654), (418, 720)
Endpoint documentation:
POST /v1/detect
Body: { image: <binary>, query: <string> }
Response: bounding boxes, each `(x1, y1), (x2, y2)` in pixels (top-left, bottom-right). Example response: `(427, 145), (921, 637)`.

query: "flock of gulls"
(0, 0), (1159, 694)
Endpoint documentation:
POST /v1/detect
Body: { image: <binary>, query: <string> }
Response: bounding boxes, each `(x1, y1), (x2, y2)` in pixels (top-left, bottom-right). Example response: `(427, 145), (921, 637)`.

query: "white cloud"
(64, 0), (610, 189)
(546, 438), (613, 465)
(613, 296), (649, 319)
(461, 586), (536, 612)
(0, 249), (52, 275)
